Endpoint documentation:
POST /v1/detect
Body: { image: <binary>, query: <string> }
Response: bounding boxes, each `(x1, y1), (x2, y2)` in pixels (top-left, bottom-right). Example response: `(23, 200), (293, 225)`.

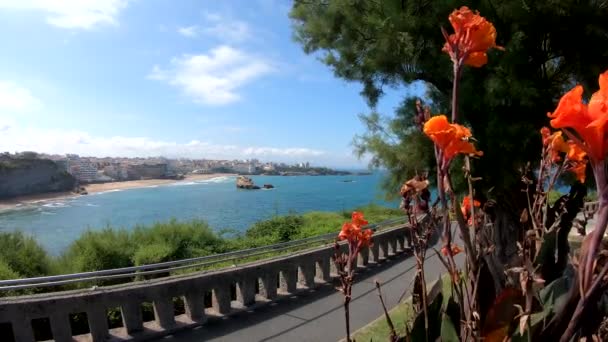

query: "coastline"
(0, 173), (236, 212)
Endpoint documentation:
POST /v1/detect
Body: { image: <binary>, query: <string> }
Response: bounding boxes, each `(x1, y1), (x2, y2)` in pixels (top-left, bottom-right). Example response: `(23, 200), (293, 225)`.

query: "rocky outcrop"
(0, 155), (76, 199)
(236, 176), (260, 189)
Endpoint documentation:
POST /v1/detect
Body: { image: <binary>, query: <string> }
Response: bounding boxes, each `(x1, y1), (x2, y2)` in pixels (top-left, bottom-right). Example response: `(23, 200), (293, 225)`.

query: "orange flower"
(338, 212), (373, 247)
(461, 195), (481, 221)
(547, 131), (569, 162)
(567, 141), (587, 163)
(441, 244), (463, 256)
(338, 222), (360, 241)
(358, 229), (373, 248)
(442, 6), (502, 67)
(540, 126), (552, 146)
(548, 70), (608, 162)
(423, 115), (483, 162)
(569, 162), (587, 183)
(351, 211), (368, 227)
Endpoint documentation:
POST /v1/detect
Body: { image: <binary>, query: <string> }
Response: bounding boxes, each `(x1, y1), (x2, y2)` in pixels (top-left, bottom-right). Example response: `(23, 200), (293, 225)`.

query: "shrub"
(58, 228), (134, 273)
(132, 243), (174, 266)
(245, 215), (304, 243)
(132, 219), (227, 260)
(0, 259), (20, 280)
(0, 232), (50, 278)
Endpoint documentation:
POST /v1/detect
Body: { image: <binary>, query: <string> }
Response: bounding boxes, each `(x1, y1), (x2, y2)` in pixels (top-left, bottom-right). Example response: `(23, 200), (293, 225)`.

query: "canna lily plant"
(334, 211), (373, 342)
(368, 5), (608, 342)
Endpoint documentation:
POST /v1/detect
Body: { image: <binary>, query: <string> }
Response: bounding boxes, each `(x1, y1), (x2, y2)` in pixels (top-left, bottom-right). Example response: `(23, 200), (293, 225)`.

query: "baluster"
(184, 292), (206, 323)
(49, 313), (72, 342)
(11, 314), (35, 342)
(370, 241), (380, 263)
(279, 267), (297, 294)
(298, 263), (315, 288)
(315, 257), (331, 282)
(87, 306), (109, 342)
(258, 272), (277, 300)
(212, 287), (231, 314)
(153, 297), (175, 329)
(357, 247), (369, 266)
(236, 278), (256, 306)
(121, 301), (143, 334)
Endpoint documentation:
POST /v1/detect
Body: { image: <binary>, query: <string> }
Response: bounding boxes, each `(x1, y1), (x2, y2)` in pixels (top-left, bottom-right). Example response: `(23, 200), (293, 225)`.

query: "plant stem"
(375, 280), (398, 341)
(583, 160), (607, 290)
(451, 62), (462, 123)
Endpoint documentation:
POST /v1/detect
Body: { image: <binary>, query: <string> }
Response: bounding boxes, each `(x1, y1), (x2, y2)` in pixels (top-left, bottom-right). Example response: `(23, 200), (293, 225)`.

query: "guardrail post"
(87, 306), (109, 342)
(396, 232), (405, 252)
(370, 240), (380, 263)
(279, 266), (297, 294)
(357, 247), (369, 266)
(315, 257), (331, 282)
(236, 278), (256, 306)
(212, 287), (231, 315)
(153, 297), (176, 329)
(184, 291), (206, 322)
(378, 239), (389, 260)
(11, 315), (35, 342)
(121, 301), (143, 334)
(388, 238), (397, 256)
(259, 272), (277, 300)
(298, 263), (315, 289)
(49, 313), (72, 342)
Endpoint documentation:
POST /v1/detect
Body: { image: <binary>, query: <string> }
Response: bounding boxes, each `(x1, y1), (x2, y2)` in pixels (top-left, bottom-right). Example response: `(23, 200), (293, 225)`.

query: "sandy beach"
(0, 173), (236, 211)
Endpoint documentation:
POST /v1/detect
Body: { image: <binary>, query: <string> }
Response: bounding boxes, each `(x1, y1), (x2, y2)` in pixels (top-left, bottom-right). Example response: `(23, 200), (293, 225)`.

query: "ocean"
(0, 173), (397, 254)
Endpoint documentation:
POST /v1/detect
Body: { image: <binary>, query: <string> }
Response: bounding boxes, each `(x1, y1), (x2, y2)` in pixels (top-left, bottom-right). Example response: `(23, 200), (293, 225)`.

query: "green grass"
(352, 274), (451, 341)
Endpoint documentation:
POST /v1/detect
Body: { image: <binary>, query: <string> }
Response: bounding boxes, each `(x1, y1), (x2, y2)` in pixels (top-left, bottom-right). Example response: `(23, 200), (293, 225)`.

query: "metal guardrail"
(0, 216), (410, 292)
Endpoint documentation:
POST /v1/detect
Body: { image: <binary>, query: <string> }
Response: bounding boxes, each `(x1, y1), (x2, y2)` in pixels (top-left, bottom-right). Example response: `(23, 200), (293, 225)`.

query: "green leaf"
(440, 311), (460, 341)
(410, 292), (443, 342)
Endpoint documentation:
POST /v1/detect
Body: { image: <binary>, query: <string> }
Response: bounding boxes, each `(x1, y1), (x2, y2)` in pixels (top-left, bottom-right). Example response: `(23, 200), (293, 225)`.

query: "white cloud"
(0, 125), (326, 161)
(177, 25), (198, 37)
(0, 81), (41, 111)
(0, 0), (130, 29)
(201, 12), (251, 42)
(149, 45), (274, 105)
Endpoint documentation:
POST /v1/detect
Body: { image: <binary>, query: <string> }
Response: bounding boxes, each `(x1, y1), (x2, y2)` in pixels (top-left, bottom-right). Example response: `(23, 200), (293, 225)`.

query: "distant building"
(66, 156), (98, 183)
(127, 163), (168, 179)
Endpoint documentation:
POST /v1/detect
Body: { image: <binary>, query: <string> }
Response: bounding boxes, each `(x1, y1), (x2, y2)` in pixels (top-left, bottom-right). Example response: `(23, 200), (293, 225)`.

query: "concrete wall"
(0, 226), (412, 342)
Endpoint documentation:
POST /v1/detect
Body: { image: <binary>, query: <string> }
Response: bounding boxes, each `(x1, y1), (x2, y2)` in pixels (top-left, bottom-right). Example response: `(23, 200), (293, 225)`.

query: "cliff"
(0, 155), (76, 199)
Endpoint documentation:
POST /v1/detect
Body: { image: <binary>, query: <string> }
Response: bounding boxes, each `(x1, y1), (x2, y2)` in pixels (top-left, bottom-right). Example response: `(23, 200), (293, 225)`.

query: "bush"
(0, 259), (20, 280)
(0, 232), (51, 278)
(132, 243), (174, 266)
(132, 219), (227, 261)
(58, 228), (134, 273)
(245, 215), (304, 243)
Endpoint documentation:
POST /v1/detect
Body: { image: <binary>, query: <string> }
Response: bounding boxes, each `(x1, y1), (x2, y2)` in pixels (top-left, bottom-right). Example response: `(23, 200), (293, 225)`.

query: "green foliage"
(58, 228), (134, 274)
(245, 214), (304, 243)
(0, 259), (20, 280)
(290, 0), (608, 197)
(547, 190), (564, 206)
(132, 243), (174, 266)
(0, 232), (50, 278)
(132, 219), (226, 261)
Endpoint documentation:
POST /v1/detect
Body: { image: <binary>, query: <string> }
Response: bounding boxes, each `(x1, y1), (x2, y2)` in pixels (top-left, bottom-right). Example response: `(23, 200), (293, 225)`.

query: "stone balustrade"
(0, 224), (415, 342)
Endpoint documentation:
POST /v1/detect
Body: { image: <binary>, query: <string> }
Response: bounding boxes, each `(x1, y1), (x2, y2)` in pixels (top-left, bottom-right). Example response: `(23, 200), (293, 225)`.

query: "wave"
(94, 189), (124, 195)
(170, 181), (198, 187)
(40, 211), (57, 215)
(85, 203), (100, 207)
(42, 202), (69, 208)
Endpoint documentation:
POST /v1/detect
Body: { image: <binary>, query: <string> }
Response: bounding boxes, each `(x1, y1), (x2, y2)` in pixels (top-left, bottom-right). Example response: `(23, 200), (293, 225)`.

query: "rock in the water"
(236, 176), (259, 189)
(263, 184), (274, 189)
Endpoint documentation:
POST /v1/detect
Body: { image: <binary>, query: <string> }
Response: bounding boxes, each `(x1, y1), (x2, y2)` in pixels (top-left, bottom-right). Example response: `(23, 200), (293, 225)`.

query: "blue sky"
(0, 0), (423, 168)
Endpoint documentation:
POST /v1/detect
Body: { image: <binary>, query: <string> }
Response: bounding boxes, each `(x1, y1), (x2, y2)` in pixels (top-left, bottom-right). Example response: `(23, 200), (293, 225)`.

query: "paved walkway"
(158, 240), (450, 342)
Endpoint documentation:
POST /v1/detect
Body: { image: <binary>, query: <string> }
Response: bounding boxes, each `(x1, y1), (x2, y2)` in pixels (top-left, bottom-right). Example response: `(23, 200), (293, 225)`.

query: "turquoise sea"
(0, 173), (396, 254)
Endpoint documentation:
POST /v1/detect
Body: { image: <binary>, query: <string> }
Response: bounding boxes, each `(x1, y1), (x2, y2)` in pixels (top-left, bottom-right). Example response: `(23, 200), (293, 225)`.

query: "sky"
(0, 0), (424, 168)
